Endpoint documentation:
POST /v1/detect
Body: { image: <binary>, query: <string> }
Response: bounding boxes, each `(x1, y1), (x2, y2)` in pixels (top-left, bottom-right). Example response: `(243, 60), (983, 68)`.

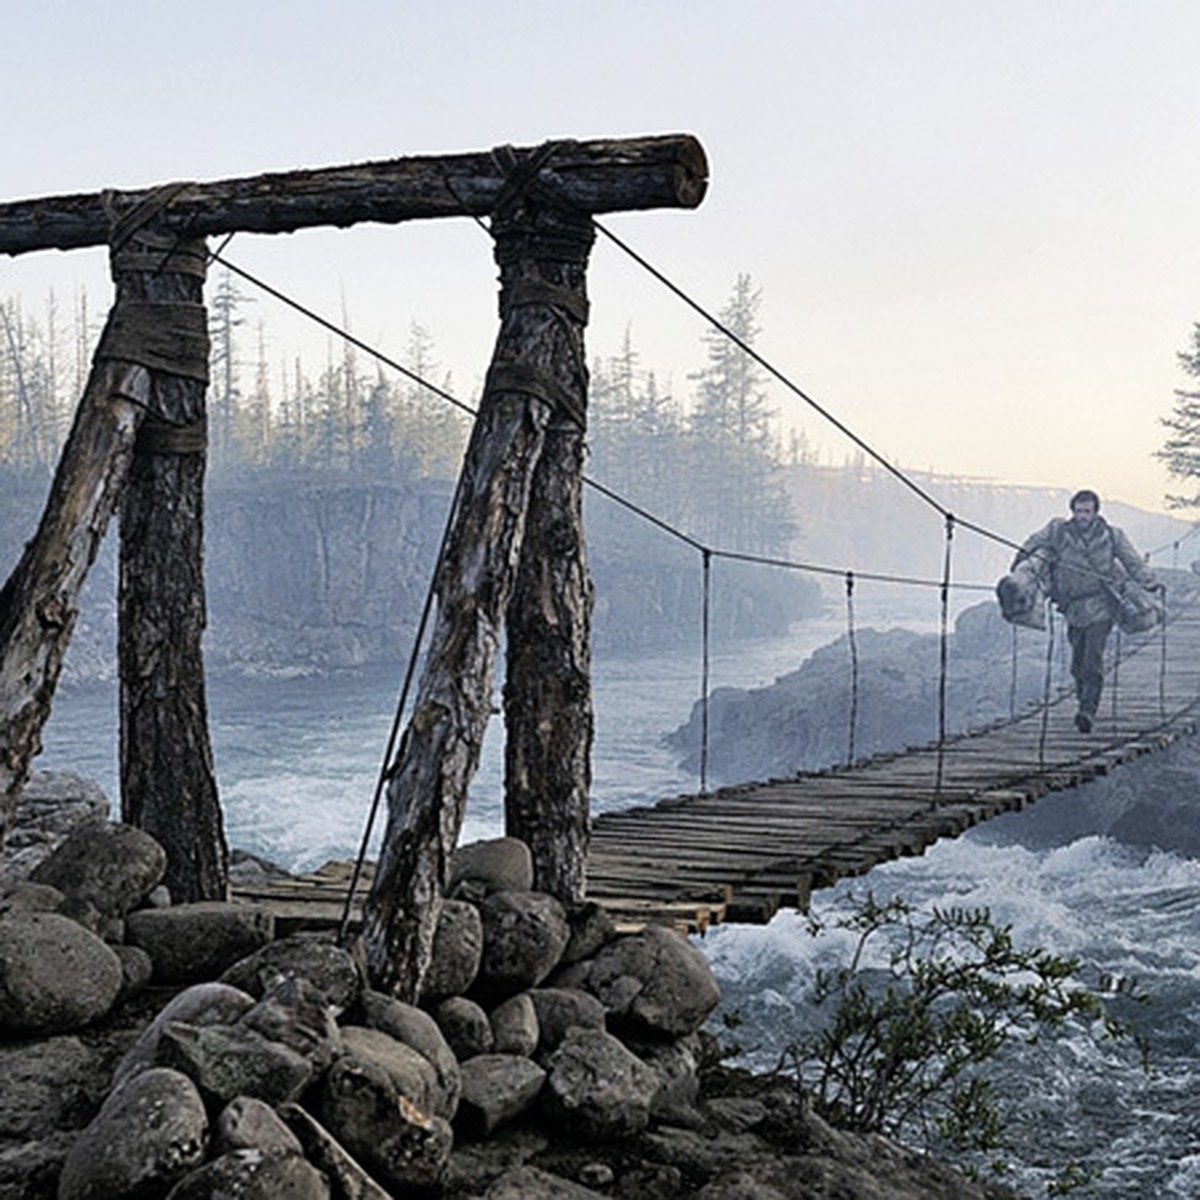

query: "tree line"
(1, 272), (799, 556)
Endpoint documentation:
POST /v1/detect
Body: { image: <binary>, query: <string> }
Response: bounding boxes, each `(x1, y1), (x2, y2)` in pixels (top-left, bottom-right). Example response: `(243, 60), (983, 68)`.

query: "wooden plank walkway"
(235, 588), (1200, 936)
(584, 598), (1200, 930)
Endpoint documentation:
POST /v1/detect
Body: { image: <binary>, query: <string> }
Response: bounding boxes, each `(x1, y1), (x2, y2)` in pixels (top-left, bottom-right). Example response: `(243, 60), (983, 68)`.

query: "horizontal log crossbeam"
(0, 135), (707, 257)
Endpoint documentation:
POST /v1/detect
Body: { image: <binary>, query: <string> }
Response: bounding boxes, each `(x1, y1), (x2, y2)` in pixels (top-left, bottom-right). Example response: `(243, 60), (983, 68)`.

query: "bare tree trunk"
(504, 348), (593, 904)
(116, 233), (227, 902)
(362, 191), (595, 1000)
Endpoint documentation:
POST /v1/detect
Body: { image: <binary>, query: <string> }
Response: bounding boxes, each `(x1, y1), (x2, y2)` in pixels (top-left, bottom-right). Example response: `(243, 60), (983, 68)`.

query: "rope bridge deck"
(234, 596), (1200, 937)
(583, 602), (1200, 931)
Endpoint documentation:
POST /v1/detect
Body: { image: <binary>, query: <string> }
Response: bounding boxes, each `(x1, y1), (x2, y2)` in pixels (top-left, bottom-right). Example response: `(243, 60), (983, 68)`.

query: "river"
(34, 601), (1200, 1198)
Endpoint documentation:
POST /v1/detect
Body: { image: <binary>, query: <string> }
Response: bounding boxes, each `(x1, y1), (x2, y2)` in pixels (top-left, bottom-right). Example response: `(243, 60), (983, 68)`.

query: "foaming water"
(705, 832), (1200, 1197)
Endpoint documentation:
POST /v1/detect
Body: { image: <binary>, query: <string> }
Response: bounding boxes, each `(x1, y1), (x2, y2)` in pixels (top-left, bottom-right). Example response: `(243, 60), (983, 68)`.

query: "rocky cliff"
(1, 475), (820, 682)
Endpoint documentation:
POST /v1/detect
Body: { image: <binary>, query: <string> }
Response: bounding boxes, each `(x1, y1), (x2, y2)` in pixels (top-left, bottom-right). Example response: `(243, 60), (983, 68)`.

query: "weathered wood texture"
(0, 135), (707, 256)
(503, 279), (594, 905)
(362, 197), (597, 1000)
(115, 230), (227, 903)
(0, 295), (151, 849)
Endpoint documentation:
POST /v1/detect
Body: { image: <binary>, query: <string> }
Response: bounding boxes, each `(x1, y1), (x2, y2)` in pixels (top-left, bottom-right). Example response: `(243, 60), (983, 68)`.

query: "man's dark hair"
(1070, 489), (1100, 512)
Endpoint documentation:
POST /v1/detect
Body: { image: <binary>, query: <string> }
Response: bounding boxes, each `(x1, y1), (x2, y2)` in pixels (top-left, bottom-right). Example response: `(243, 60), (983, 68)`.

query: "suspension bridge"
(583, 586), (1200, 931)
(233, 569), (1200, 936)
(5, 137), (1200, 977)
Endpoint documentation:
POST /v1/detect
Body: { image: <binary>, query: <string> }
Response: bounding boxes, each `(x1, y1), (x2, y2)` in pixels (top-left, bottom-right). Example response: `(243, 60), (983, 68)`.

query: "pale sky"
(5, 0), (1200, 516)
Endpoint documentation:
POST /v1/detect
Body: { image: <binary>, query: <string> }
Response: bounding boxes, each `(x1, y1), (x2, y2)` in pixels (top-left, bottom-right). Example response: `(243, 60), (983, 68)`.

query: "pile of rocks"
(0, 773), (1018, 1199)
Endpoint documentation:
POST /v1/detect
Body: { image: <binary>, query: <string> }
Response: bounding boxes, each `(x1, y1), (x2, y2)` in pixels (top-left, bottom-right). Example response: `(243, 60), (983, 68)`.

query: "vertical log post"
(362, 163), (595, 999)
(502, 206), (595, 903)
(112, 220), (227, 902)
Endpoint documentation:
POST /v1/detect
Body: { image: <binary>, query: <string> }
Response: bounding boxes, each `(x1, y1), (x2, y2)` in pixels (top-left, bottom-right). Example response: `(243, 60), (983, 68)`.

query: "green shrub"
(781, 893), (1146, 1188)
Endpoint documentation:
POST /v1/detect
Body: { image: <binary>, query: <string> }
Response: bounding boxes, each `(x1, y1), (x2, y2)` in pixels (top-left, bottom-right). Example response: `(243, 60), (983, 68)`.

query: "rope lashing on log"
(483, 362), (587, 431)
(483, 140), (596, 432)
(95, 186), (211, 455)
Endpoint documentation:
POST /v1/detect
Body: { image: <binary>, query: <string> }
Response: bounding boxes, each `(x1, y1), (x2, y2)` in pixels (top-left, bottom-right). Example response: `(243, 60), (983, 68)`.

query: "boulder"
(420, 898), (483, 1001)
(56, 1067), (208, 1200)
(219, 931), (362, 1008)
(158, 1020), (314, 1108)
(437, 995), (494, 1060)
(456, 1053), (547, 1138)
(554, 923), (719, 1037)
(320, 1053), (454, 1193)
(527, 987), (607, 1053)
(0, 879), (65, 916)
(339, 1025), (441, 1116)
(238, 974), (343, 1073)
(489, 991), (540, 1057)
(30, 821), (165, 933)
(113, 981), (257, 1086)
(112, 942), (154, 999)
(541, 1028), (658, 1141)
(360, 989), (462, 1119)
(0, 1035), (109, 1143)
(0, 771), (108, 889)
(450, 836), (534, 895)
(0, 911), (123, 1034)
(126, 901), (275, 983)
(213, 1095), (304, 1156)
(476, 890), (570, 998)
(560, 900), (618, 966)
(163, 1146), (331, 1199)
(633, 1032), (703, 1120)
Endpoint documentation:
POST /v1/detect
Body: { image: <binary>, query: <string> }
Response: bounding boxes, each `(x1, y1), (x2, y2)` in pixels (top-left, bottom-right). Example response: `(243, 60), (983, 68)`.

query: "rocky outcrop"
(0, 774), (1018, 1200)
(667, 601), (1056, 783)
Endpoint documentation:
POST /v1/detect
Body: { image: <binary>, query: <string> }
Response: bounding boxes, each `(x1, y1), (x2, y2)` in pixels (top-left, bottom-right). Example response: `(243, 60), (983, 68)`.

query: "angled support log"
(362, 173), (597, 999)
(0, 201), (227, 898)
(0, 135), (706, 256)
(0, 353), (143, 848)
(0, 219), (159, 844)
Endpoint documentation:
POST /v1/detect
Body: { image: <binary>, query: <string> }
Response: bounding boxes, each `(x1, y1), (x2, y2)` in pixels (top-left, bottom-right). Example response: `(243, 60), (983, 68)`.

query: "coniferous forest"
(4, 270), (1183, 680)
(0, 273), (826, 676)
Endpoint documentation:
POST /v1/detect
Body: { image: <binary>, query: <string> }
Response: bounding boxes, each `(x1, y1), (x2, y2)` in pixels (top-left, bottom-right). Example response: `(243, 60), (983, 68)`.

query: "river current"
(36, 606), (1200, 1198)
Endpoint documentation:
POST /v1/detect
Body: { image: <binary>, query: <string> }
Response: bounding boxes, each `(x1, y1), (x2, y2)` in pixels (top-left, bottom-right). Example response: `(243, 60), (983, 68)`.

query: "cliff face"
(1, 475), (819, 681)
(203, 479), (451, 674)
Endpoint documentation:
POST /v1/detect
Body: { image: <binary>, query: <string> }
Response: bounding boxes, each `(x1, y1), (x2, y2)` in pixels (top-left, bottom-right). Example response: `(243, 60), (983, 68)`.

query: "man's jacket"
(1011, 516), (1156, 629)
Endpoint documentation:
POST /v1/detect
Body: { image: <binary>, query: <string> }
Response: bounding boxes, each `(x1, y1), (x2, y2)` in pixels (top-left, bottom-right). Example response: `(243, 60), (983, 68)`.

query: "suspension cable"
(699, 548), (712, 796)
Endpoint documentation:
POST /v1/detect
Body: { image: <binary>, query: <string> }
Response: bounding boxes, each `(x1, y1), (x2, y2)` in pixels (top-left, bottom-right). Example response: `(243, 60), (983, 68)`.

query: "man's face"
(1071, 499), (1097, 529)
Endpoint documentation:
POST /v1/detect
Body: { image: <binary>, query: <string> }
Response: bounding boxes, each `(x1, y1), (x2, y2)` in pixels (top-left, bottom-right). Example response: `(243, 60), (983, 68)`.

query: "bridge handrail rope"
(934, 514), (955, 799)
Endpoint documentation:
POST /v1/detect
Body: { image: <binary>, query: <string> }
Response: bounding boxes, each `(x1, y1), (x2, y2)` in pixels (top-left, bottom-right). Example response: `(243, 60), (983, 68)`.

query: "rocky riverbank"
(0, 772), (1019, 1200)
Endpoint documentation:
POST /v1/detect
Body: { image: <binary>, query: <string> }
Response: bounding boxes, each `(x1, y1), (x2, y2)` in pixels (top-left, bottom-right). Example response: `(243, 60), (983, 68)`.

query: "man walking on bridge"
(1008, 489), (1159, 733)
